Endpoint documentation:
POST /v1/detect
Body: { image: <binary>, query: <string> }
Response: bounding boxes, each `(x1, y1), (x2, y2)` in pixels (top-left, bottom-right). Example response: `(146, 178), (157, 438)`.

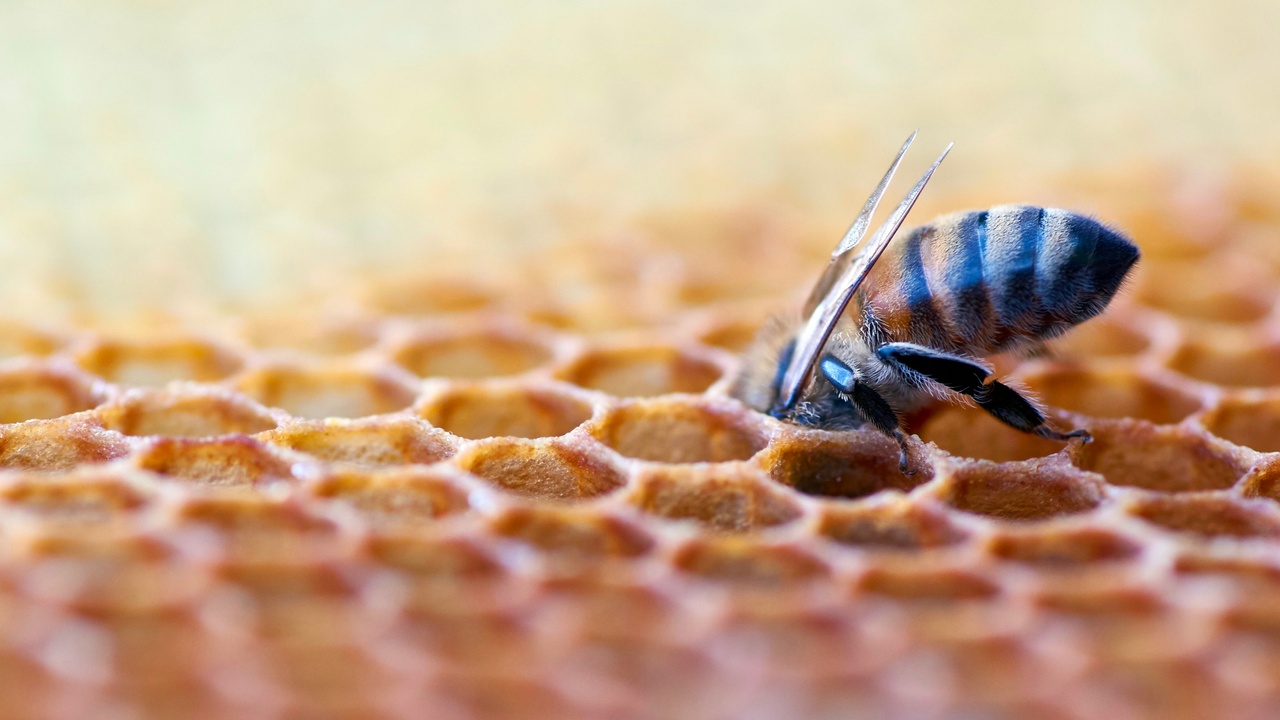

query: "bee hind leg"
(819, 355), (916, 475)
(876, 342), (1090, 444)
(974, 380), (1092, 444)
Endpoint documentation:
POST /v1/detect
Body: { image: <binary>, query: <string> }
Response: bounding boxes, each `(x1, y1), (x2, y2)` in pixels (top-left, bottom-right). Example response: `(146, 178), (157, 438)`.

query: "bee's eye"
(770, 340), (797, 405)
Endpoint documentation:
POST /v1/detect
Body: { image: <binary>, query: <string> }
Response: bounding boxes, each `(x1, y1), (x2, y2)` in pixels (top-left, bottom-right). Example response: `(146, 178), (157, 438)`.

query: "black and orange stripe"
(855, 205), (1138, 357)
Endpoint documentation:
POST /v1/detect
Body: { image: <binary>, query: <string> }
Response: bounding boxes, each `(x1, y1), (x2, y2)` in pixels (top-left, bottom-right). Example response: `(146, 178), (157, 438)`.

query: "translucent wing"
(802, 130), (917, 316)
(771, 141), (953, 417)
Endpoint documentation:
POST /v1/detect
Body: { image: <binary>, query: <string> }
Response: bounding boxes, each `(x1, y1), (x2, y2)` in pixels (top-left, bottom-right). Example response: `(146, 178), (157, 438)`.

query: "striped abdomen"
(854, 204), (1140, 355)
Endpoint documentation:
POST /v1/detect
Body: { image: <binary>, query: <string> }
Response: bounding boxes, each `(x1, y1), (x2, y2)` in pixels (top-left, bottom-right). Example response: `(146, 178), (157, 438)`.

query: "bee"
(732, 132), (1140, 473)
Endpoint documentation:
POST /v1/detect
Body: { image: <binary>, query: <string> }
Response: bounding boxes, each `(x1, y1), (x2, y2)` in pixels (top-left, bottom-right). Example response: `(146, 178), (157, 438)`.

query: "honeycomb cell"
(1172, 550), (1280, 582)
(13, 525), (163, 560)
(1125, 494), (1280, 538)
(217, 551), (347, 596)
(625, 464), (802, 532)
(762, 433), (930, 499)
(895, 595), (1027, 647)
(243, 314), (380, 356)
(365, 536), (503, 579)
(1208, 633), (1280, 706)
(817, 502), (969, 550)
(591, 399), (766, 464)
(6, 521), (150, 563)
(98, 387), (278, 438)
(1049, 311), (1155, 359)
(918, 405), (1069, 463)
(518, 306), (579, 331)
(0, 471), (148, 521)
(255, 639), (383, 712)
(705, 614), (868, 684)
(455, 438), (625, 501)
(932, 459), (1105, 521)
(556, 345), (724, 397)
(74, 338), (244, 387)
(104, 618), (210, 698)
(859, 566), (999, 601)
(165, 494), (337, 559)
(489, 506), (654, 563)
(1168, 337), (1280, 388)
(1033, 577), (1164, 616)
(419, 677), (578, 720)
(263, 417), (455, 467)
(390, 326), (554, 380)
(672, 539), (829, 585)
(239, 593), (366, 646)
(308, 467), (471, 526)
(21, 557), (206, 615)
(374, 538), (520, 618)
(1201, 395), (1280, 453)
(236, 363), (418, 420)
(378, 611), (542, 679)
(0, 365), (103, 423)
(0, 320), (63, 359)
(1134, 258), (1272, 324)
(1222, 591), (1280, 636)
(364, 275), (499, 315)
(1016, 366), (1201, 425)
(167, 486), (325, 527)
(675, 275), (770, 306)
(539, 581), (678, 645)
(695, 316), (763, 353)
(1073, 612), (1218, 667)
(1074, 423), (1245, 493)
(986, 527), (1142, 566)
(419, 382), (593, 440)
(551, 642), (718, 718)
(134, 436), (295, 487)
(0, 640), (57, 710)
(0, 417), (129, 470)
(888, 644), (1052, 714)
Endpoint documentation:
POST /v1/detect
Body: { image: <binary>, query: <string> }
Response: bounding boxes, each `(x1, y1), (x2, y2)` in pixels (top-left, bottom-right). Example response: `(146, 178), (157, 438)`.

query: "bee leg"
(876, 343), (991, 394)
(973, 381), (1092, 444)
(819, 355), (916, 475)
(877, 342), (1089, 443)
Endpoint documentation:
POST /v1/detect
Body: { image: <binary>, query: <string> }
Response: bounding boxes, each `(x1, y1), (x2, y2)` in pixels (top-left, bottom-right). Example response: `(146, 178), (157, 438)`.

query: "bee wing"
(802, 131), (917, 317)
(772, 141), (953, 416)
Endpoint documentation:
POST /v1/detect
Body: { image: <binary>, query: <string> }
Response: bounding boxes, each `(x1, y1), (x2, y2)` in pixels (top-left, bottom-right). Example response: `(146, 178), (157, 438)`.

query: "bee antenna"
(772, 140), (952, 417)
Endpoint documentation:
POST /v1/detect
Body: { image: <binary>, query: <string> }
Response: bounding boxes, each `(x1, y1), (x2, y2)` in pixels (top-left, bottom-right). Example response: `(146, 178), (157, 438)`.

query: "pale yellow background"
(0, 1), (1275, 320)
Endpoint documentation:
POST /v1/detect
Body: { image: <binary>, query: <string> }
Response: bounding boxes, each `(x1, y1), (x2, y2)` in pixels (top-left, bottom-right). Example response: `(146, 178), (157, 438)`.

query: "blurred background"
(0, 0), (1276, 324)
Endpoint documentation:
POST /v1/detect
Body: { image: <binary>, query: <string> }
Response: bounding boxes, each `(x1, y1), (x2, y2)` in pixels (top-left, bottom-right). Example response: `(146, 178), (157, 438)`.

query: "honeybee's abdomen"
(856, 205), (1139, 355)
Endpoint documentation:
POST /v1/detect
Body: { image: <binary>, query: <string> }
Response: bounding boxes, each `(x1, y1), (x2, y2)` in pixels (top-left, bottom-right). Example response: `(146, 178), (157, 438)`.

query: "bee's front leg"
(819, 355), (916, 475)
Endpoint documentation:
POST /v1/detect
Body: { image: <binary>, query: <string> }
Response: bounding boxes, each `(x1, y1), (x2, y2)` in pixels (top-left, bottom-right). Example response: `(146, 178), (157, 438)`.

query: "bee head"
(728, 316), (804, 418)
(767, 339), (797, 419)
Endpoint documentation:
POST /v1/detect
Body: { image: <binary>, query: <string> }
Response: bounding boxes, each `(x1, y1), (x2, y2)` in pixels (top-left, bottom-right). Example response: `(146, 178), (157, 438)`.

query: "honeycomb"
(2, 171), (1280, 720)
